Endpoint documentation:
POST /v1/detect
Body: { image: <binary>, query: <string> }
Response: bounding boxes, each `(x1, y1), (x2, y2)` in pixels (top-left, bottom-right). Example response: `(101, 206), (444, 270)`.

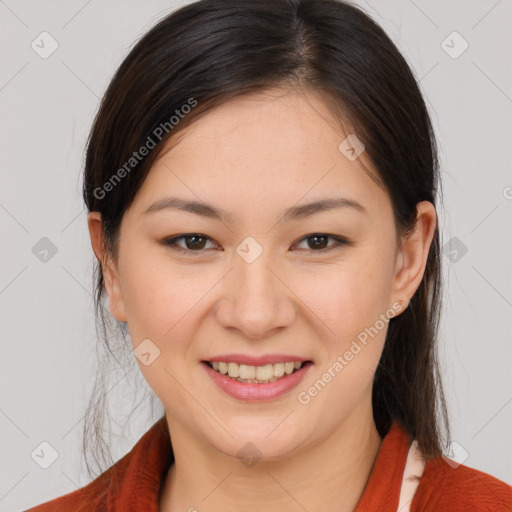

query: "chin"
(204, 417), (313, 463)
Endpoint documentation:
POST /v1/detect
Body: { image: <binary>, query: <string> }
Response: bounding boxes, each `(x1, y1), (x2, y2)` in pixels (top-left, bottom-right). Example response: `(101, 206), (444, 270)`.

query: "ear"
(390, 201), (437, 315)
(87, 212), (128, 323)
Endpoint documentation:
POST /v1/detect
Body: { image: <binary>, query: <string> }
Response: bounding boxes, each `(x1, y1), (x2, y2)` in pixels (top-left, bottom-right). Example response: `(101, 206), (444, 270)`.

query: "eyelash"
(160, 233), (352, 255)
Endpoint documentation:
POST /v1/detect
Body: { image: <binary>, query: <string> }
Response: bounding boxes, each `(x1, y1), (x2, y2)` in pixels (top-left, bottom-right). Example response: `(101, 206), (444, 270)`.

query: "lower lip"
(202, 361), (313, 402)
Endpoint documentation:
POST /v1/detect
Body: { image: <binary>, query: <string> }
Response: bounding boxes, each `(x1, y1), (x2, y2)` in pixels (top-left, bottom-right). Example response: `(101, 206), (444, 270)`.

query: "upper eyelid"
(168, 234), (220, 251)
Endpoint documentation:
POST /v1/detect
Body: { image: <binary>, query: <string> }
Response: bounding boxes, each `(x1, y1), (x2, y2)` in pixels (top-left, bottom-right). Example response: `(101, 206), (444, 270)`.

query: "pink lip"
(202, 361), (314, 402)
(204, 354), (311, 366)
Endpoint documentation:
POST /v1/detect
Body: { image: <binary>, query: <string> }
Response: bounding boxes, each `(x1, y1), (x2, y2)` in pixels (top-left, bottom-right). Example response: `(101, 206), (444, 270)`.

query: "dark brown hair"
(82, 0), (449, 478)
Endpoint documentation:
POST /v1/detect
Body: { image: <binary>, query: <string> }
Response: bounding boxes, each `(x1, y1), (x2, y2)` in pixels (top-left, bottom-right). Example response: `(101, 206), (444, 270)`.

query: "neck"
(159, 403), (382, 512)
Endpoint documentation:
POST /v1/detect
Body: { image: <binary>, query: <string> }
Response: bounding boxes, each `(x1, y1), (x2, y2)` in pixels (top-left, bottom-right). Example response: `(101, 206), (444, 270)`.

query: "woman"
(27, 0), (512, 510)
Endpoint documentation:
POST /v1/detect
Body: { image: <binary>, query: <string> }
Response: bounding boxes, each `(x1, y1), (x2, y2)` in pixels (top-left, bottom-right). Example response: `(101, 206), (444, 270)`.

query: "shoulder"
(25, 429), (143, 511)
(412, 456), (512, 511)
(24, 470), (113, 511)
(25, 416), (171, 511)
(25, 453), (133, 512)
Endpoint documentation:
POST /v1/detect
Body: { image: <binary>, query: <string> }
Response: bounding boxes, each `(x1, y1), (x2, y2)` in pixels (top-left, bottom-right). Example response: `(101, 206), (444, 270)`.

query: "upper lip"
(203, 354), (312, 366)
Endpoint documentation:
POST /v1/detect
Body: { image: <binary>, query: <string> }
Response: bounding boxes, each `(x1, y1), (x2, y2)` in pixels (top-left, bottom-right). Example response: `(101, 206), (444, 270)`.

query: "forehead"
(160, 88), (355, 166)
(129, 88), (391, 224)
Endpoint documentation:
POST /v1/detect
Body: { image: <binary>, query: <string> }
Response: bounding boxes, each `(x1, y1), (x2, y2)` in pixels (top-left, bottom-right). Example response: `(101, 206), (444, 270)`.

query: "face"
(89, 87), (435, 461)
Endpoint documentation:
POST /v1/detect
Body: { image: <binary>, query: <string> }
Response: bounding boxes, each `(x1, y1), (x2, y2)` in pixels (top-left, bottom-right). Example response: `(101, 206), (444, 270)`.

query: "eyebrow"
(142, 196), (367, 222)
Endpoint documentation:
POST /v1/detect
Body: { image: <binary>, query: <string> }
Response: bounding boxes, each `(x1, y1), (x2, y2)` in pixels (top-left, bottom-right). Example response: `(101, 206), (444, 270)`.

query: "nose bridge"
(237, 247), (275, 300)
(218, 242), (294, 339)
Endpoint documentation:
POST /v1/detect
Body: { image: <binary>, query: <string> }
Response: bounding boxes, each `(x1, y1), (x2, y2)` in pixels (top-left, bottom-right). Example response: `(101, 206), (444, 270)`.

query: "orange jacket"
(26, 416), (512, 511)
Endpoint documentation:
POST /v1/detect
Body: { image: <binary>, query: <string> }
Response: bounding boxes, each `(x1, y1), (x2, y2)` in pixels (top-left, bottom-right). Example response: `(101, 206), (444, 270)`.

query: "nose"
(215, 251), (296, 340)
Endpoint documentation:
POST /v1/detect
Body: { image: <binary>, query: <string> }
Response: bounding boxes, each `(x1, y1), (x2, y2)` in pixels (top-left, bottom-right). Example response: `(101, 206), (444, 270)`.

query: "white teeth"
(227, 362), (239, 378)
(239, 364), (256, 379)
(256, 364), (273, 381)
(273, 362), (285, 377)
(209, 360), (305, 383)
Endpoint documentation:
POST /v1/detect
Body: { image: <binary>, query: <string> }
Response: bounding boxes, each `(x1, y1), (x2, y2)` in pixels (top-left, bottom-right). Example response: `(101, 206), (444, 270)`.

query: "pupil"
(309, 235), (327, 249)
(187, 235), (205, 250)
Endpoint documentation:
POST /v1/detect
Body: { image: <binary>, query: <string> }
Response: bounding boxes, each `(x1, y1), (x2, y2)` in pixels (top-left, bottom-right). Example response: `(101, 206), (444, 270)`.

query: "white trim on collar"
(396, 440), (426, 512)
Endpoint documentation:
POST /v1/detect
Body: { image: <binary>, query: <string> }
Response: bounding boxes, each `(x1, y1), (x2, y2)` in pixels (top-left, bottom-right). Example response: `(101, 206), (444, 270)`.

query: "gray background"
(1, 0), (511, 510)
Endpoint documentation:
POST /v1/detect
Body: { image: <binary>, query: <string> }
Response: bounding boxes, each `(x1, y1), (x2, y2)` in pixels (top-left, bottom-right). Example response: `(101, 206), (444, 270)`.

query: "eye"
(293, 233), (350, 252)
(160, 234), (219, 254)
(160, 232), (351, 255)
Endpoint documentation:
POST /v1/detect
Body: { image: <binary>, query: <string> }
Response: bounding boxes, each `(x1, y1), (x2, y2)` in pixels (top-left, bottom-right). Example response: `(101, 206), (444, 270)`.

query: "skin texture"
(88, 87), (436, 512)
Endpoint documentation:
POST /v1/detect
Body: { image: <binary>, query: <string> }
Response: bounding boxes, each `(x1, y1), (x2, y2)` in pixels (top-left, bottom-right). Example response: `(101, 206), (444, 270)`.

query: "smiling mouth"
(203, 360), (311, 384)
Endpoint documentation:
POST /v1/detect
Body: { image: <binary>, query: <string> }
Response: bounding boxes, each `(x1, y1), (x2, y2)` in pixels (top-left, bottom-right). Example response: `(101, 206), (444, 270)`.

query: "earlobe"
(103, 267), (128, 322)
(87, 212), (128, 323)
(390, 201), (437, 310)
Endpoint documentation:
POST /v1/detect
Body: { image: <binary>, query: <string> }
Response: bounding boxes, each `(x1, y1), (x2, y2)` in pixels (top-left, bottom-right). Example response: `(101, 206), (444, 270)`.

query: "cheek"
(119, 256), (221, 353)
(294, 267), (391, 423)
(118, 254), (183, 344)
(121, 271), (165, 336)
(118, 260), (206, 407)
(294, 257), (393, 341)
